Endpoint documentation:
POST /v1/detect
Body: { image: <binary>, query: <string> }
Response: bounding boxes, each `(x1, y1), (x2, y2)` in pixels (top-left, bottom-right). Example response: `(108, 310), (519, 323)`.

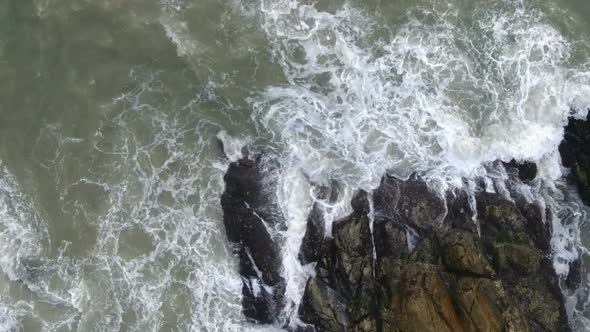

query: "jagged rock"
(222, 158), (573, 330)
(516, 198), (552, 253)
(493, 247), (570, 331)
(315, 239), (338, 285)
(331, 190), (377, 326)
(441, 230), (494, 277)
(299, 201), (326, 265)
(452, 277), (530, 332)
(408, 233), (439, 264)
(445, 189), (478, 233)
(392, 263), (464, 332)
(503, 159), (538, 182)
(559, 113), (590, 205)
(221, 154), (286, 323)
(299, 278), (351, 332)
(373, 216), (409, 286)
(300, 190), (378, 331)
(373, 174), (446, 231)
(476, 193), (534, 246)
(299, 184), (337, 264)
(476, 194), (571, 332)
(566, 255), (585, 289)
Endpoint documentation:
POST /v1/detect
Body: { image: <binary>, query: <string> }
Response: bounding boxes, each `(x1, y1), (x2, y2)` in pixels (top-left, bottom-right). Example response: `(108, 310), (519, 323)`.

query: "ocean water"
(1, 0), (590, 330)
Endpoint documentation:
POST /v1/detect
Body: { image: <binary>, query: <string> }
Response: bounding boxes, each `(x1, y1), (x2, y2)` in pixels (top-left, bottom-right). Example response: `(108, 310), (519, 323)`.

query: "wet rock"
(299, 278), (351, 332)
(299, 184), (337, 264)
(441, 230), (494, 277)
(300, 190), (378, 331)
(452, 277), (530, 332)
(559, 113), (590, 205)
(221, 154), (286, 323)
(373, 174), (446, 231)
(225, 167), (573, 331)
(391, 263), (464, 332)
(476, 193), (533, 246)
(444, 189), (477, 233)
(503, 159), (538, 182)
(517, 199), (552, 253)
(476, 194), (571, 332)
(373, 216), (409, 287)
(566, 255), (584, 289)
(298, 201), (326, 265)
(18, 257), (46, 283)
(331, 190), (377, 326)
(498, 256), (570, 332)
(407, 233), (439, 264)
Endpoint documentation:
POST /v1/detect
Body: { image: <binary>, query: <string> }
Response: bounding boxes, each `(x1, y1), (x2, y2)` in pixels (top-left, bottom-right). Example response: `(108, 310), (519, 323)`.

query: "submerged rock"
(503, 159), (538, 182)
(221, 154), (286, 323)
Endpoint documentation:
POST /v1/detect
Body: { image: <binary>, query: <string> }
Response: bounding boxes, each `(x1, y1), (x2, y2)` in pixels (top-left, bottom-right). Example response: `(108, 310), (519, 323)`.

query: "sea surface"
(1, 0), (590, 330)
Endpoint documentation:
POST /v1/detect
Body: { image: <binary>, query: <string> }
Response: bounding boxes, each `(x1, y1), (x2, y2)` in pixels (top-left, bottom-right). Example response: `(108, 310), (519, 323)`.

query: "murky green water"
(1, 0), (590, 330)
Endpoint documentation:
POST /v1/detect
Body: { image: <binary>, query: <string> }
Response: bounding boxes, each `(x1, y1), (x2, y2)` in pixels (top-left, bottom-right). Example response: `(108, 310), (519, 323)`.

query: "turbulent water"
(1, 0), (590, 330)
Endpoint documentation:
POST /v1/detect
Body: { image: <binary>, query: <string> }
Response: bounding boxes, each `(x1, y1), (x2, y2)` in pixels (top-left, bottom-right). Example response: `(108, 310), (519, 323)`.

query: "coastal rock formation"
(297, 176), (570, 332)
(299, 184), (338, 265)
(221, 153), (574, 330)
(221, 154), (286, 323)
(560, 112), (590, 204)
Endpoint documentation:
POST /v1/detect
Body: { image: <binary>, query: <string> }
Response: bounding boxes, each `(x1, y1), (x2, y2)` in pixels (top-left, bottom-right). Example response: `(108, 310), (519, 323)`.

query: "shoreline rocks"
(559, 112), (590, 204)
(220, 132), (590, 330)
(296, 176), (570, 331)
(221, 154), (286, 323)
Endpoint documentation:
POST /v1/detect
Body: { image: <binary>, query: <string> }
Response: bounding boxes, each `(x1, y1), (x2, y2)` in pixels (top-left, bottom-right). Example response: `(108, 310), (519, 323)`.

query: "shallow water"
(0, 0), (590, 330)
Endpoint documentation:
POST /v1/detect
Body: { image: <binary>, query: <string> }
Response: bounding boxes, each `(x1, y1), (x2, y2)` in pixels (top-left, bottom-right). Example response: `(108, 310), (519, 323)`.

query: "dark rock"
(517, 199), (552, 253)
(498, 254), (570, 332)
(19, 257), (46, 283)
(299, 184), (339, 264)
(299, 278), (351, 332)
(444, 189), (477, 233)
(476, 193), (533, 246)
(559, 113), (590, 205)
(315, 239), (338, 285)
(222, 160), (573, 331)
(300, 190), (378, 331)
(452, 277), (530, 332)
(503, 159), (538, 182)
(221, 154), (286, 323)
(476, 194), (571, 332)
(373, 174), (446, 231)
(408, 233), (439, 264)
(566, 255), (584, 289)
(390, 263), (464, 332)
(298, 201), (326, 265)
(331, 190), (377, 326)
(440, 230), (494, 277)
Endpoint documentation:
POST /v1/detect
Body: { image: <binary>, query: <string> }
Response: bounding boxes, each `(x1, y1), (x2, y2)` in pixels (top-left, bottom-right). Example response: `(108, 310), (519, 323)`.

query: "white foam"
(251, 0), (590, 189)
(248, 0), (590, 327)
(160, 16), (202, 57)
(4, 0), (590, 330)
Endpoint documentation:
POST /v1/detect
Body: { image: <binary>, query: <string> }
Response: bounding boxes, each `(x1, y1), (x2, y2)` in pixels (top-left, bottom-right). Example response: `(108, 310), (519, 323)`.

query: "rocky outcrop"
(221, 154), (286, 323)
(503, 159), (538, 182)
(559, 112), (590, 205)
(220, 153), (573, 330)
(299, 184), (338, 265)
(298, 175), (570, 332)
(299, 190), (379, 331)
